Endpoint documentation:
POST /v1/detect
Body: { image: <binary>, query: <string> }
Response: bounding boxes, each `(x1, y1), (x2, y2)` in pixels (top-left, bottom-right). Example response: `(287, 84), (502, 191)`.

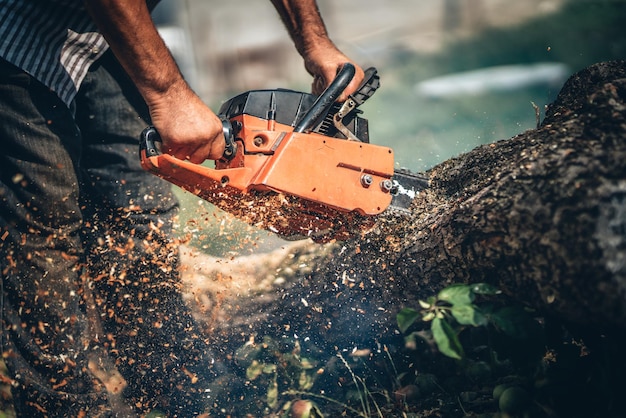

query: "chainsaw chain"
(388, 168), (429, 215)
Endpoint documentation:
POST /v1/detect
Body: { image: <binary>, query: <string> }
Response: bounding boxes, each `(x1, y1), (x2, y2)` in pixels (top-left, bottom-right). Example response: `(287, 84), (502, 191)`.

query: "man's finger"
(312, 74), (325, 95)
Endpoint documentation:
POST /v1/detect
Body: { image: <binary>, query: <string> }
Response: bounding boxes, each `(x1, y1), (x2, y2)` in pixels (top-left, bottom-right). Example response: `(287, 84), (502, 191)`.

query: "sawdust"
(202, 189), (370, 243)
(179, 240), (333, 329)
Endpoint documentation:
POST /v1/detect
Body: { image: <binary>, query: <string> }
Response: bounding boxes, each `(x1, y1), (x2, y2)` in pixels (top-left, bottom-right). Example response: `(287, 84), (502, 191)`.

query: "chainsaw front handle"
(139, 125), (161, 158)
(139, 116), (237, 162)
(293, 62), (356, 133)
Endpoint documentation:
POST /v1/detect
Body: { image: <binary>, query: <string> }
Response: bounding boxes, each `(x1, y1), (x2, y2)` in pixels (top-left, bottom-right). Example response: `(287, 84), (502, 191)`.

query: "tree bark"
(183, 60), (626, 350)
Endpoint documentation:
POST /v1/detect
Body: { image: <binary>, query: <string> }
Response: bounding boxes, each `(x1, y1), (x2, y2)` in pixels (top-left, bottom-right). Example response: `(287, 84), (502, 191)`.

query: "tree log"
(183, 60), (626, 350)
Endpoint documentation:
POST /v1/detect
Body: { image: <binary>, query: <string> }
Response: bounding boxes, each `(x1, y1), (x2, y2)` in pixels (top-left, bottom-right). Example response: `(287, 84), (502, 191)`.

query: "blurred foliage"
(393, 280), (626, 418)
(235, 336), (325, 415)
(365, 0), (626, 171)
(390, 0), (626, 81)
(0, 360), (14, 418)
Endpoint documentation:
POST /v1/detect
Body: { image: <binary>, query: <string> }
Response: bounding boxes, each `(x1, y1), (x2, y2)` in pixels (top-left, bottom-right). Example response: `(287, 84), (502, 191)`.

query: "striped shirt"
(0, 0), (159, 107)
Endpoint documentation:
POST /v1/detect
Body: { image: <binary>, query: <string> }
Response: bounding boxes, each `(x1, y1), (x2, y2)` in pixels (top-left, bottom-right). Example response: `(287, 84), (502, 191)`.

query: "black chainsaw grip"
(219, 116), (238, 160)
(293, 62), (355, 133)
(139, 118), (237, 161)
(140, 126), (161, 157)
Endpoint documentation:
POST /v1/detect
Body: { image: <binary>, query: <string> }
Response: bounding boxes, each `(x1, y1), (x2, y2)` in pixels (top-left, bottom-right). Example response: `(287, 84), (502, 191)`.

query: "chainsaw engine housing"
(218, 89), (370, 142)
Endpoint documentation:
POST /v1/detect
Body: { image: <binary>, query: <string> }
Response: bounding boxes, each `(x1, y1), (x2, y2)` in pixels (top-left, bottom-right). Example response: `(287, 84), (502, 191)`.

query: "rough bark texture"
(397, 59), (626, 331)
(183, 60), (626, 350)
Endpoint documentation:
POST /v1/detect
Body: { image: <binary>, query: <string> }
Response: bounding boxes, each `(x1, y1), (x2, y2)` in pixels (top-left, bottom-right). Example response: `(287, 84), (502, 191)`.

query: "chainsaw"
(140, 63), (426, 242)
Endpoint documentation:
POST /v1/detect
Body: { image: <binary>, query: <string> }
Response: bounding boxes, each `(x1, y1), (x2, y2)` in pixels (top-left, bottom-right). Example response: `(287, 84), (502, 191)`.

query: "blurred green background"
(365, 0), (626, 171)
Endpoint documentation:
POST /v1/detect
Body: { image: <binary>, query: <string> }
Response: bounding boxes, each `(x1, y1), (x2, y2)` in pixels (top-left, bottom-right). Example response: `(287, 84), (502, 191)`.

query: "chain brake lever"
(333, 67), (380, 141)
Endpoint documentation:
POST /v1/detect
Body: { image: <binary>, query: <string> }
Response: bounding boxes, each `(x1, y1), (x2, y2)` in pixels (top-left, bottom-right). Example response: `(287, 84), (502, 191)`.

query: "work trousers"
(0, 53), (220, 417)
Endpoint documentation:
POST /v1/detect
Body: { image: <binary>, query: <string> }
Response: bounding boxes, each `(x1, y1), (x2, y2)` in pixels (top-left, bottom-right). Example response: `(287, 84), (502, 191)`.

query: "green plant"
(284, 352), (388, 418)
(397, 283), (541, 361)
(234, 336), (398, 417)
(398, 283), (499, 359)
(235, 336), (323, 415)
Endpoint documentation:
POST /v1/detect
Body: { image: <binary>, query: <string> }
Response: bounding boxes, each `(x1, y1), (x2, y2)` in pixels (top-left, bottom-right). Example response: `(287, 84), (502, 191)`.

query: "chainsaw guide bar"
(140, 64), (426, 242)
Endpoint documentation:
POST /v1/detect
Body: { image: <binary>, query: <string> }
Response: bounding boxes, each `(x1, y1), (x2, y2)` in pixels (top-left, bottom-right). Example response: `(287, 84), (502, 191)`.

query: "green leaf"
(234, 342), (261, 368)
(397, 307), (421, 333)
(311, 403), (325, 417)
(299, 370), (315, 390)
(246, 360), (265, 380)
(267, 377), (278, 409)
(299, 357), (316, 370)
(471, 282), (501, 295)
(437, 284), (474, 306)
(451, 304), (488, 327)
(418, 299), (431, 309)
(280, 401), (293, 415)
(263, 363), (277, 374)
(422, 311), (436, 322)
(431, 317), (464, 360)
(490, 306), (538, 339)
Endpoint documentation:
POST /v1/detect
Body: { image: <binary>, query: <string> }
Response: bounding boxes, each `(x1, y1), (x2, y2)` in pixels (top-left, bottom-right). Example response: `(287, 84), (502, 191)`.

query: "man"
(0, 0), (364, 416)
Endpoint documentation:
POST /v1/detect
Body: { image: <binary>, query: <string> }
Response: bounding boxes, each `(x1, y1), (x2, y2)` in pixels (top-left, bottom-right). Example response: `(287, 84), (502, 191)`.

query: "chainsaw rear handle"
(293, 62), (356, 133)
(140, 116), (237, 161)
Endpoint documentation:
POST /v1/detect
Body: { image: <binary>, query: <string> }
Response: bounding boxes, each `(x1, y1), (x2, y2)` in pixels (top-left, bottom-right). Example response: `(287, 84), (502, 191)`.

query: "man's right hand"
(147, 79), (225, 164)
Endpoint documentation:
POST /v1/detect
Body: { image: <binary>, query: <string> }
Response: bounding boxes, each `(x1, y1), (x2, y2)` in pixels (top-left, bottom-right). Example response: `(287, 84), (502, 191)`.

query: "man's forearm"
(83, 0), (184, 104)
(269, 0), (334, 57)
(82, 0), (225, 163)
(270, 0), (364, 99)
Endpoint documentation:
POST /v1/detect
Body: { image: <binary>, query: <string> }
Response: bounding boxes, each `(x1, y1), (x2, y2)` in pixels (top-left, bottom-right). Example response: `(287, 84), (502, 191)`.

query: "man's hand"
(148, 80), (225, 163)
(84, 0), (224, 163)
(304, 47), (365, 102)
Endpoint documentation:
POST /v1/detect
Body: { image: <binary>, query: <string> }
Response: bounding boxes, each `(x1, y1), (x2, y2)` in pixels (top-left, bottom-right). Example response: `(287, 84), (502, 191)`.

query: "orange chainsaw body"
(140, 114), (394, 241)
(140, 64), (398, 241)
